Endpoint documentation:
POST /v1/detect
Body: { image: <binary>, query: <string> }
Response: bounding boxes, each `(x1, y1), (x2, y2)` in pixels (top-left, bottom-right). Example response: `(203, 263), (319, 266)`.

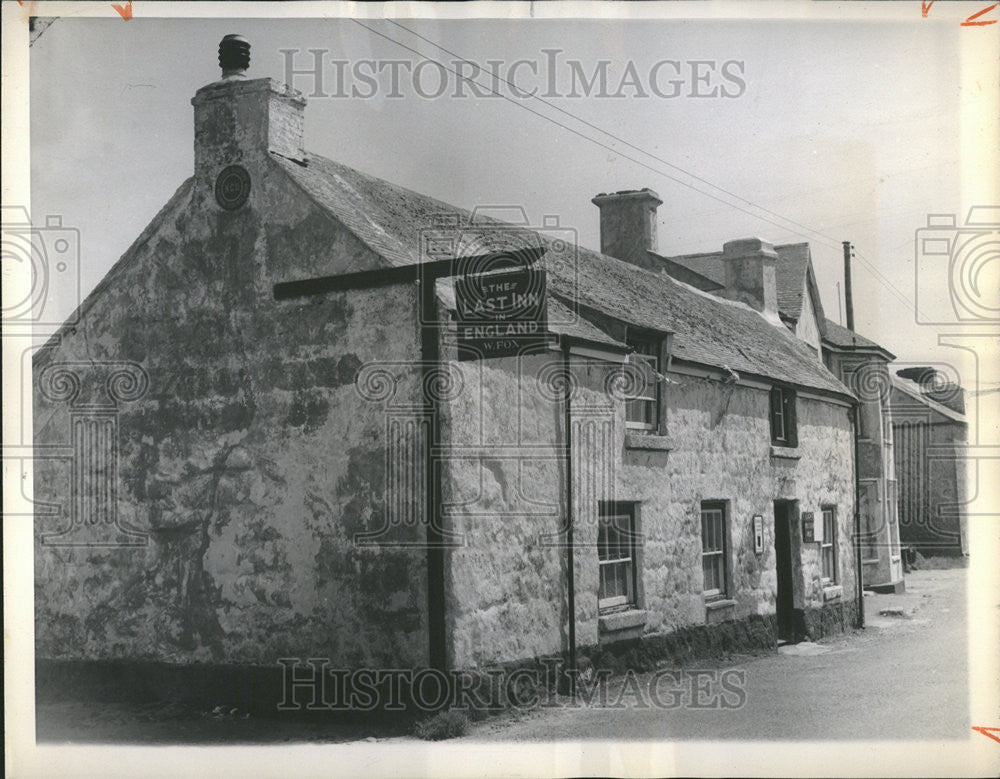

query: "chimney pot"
(191, 38), (306, 182)
(219, 34), (251, 80)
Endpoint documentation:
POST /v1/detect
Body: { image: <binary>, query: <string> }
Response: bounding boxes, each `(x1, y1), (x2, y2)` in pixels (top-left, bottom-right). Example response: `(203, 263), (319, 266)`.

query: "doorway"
(773, 500), (796, 643)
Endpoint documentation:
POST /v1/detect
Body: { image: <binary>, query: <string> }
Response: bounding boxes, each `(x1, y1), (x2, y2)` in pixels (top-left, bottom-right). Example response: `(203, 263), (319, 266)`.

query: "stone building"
(890, 368), (969, 556)
(660, 232), (904, 592)
(820, 321), (905, 591)
(33, 38), (864, 696)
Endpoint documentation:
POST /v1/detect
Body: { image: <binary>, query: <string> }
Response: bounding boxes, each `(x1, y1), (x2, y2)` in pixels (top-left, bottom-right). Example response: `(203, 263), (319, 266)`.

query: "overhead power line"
(353, 19), (928, 318)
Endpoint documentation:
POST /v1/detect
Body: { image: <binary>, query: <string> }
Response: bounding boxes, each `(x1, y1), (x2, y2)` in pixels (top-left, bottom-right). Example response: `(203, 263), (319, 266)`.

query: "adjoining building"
(659, 225), (905, 592)
(34, 38), (864, 697)
(890, 368), (969, 557)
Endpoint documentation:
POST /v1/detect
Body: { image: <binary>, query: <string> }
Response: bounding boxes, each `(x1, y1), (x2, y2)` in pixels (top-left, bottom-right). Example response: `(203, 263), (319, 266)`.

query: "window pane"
(625, 344), (658, 430)
(771, 388), (784, 441)
(701, 508), (723, 553)
(598, 508), (636, 607)
(700, 503), (726, 594)
(703, 553), (723, 592)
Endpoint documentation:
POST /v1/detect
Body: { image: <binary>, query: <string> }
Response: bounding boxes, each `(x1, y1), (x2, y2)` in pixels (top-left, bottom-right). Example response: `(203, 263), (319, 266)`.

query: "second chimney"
(591, 189), (663, 270)
(720, 238), (780, 320)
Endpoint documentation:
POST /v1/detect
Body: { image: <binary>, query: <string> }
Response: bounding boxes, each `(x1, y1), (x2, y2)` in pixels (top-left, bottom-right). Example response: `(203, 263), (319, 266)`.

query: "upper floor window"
(769, 386), (798, 447)
(598, 504), (638, 611)
(625, 338), (659, 431)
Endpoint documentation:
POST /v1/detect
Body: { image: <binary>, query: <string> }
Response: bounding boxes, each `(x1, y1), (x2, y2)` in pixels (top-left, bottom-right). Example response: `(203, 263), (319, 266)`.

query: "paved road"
(35, 568), (971, 745)
(469, 568), (970, 742)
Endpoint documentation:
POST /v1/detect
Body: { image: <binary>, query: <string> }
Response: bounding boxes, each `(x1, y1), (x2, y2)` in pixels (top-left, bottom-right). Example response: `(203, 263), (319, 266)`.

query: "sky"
(27, 10), (999, 387)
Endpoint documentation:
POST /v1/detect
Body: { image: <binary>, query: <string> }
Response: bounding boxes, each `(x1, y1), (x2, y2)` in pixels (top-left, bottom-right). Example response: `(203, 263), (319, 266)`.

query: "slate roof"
(661, 251), (725, 288)
(773, 243), (811, 321)
(645, 251), (722, 292)
(664, 243), (818, 323)
(546, 296), (628, 349)
(822, 318), (895, 359)
(273, 152), (853, 398)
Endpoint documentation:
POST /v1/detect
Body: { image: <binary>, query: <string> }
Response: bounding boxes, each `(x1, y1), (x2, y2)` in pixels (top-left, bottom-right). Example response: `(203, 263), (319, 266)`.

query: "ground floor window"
(701, 501), (728, 598)
(598, 504), (638, 611)
(821, 506), (838, 583)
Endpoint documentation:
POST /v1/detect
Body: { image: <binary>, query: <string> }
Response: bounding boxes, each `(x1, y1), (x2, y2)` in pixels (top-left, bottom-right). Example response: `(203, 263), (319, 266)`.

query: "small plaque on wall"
(801, 511), (815, 543)
(753, 514), (764, 554)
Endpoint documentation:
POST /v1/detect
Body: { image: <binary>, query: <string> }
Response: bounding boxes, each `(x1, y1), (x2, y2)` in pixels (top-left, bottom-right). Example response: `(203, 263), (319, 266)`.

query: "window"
(861, 483), (879, 561)
(769, 386), (798, 447)
(598, 505), (637, 611)
(625, 338), (659, 431)
(844, 369), (868, 439)
(701, 501), (728, 598)
(821, 506), (838, 583)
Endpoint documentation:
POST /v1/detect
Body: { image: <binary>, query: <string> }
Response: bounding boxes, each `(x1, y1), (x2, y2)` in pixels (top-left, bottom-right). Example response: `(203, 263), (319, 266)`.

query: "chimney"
(719, 238), (780, 320)
(191, 35), (306, 189)
(591, 189), (663, 270)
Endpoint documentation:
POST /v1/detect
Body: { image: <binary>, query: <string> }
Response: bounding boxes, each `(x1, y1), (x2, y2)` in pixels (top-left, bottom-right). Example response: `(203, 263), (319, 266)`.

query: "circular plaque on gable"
(214, 165), (251, 210)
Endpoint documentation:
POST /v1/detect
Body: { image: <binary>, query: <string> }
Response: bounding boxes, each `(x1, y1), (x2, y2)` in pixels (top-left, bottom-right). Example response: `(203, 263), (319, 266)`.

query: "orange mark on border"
(18, 1), (39, 19)
(111, 0), (133, 20)
(961, 2), (997, 25)
(921, 1), (935, 17)
(973, 726), (1000, 744)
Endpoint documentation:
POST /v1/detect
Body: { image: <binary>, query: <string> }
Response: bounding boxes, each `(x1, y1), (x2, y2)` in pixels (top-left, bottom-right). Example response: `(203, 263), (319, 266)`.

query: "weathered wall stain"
(34, 128), (429, 666)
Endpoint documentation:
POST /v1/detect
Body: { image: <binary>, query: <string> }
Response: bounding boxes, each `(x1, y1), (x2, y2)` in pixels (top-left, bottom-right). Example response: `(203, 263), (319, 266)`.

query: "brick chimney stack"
(591, 189), (663, 270)
(190, 36), (306, 189)
(719, 238), (780, 321)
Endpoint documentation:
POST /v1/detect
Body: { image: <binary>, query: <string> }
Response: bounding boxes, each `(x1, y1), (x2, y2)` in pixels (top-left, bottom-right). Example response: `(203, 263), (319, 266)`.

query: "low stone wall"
(582, 613), (778, 673)
(799, 599), (859, 642)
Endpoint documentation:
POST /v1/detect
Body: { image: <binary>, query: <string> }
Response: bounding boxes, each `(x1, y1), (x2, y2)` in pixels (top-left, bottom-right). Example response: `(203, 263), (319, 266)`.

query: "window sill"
(598, 608), (648, 633)
(704, 598), (737, 623)
(625, 433), (673, 451)
(770, 445), (801, 460)
(822, 585), (843, 602)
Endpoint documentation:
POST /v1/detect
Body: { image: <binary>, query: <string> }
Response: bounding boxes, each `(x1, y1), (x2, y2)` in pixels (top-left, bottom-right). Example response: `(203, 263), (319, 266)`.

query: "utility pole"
(842, 241), (855, 331)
